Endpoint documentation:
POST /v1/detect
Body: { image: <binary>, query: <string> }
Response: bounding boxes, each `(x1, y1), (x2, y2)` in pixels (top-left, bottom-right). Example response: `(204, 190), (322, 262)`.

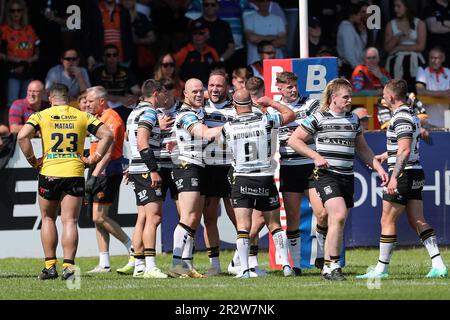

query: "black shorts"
(383, 169), (424, 205)
(314, 169), (355, 208)
(279, 164), (316, 193)
(38, 174), (85, 201)
(231, 175), (280, 211)
(129, 173), (163, 205)
(91, 174), (122, 205)
(204, 165), (232, 198)
(171, 162), (206, 194)
(160, 167), (178, 200)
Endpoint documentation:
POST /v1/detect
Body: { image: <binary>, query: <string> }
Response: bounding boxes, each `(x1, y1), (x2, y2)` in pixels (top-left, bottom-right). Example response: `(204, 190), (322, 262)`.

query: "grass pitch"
(0, 247), (449, 300)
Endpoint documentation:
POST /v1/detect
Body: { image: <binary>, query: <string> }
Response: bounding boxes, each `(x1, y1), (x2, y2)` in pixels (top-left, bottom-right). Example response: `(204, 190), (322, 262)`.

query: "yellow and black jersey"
(26, 105), (103, 177)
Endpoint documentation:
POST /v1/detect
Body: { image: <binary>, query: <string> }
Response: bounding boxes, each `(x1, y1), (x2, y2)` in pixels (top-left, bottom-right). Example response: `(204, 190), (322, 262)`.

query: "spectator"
(351, 47), (391, 96)
(90, 44), (140, 125)
(352, 107), (371, 131)
(194, 0), (235, 68)
(243, 0), (286, 65)
(0, 0), (39, 107)
(45, 48), (91, 103)
(216, 0), (254, 74)
(247, 40), (276, 79)
(86, 0), (134, 70)
(121, 0), (156, 82)
(231, 67), (251, 93)
(336, 2), (368, 79)
(173, 19), (219, 85)
(308, 16), (330, 58)
(90, 44), (140, 108)
(154, 53), (185, 100)
(8, 80), (47, 134)
(384, 0), (426, 92)
(249, 0), (287, 25)
(77, 92), (89, 112)
(415, 46), (450, 128)
(151, 0), (190, 55)
(423, 0), (450, 66)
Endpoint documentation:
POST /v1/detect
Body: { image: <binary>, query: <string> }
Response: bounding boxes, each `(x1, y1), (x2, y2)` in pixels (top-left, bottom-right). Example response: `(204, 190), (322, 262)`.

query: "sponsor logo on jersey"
(240, 186), (269, 196)
(268, 195), (279, 205)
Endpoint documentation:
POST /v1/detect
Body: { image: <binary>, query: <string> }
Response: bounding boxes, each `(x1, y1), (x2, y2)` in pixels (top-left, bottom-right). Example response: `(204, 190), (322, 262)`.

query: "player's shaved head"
(185, 78), (203, 91)
(184, 78), (204, 108)
(232, 89), (252, 113)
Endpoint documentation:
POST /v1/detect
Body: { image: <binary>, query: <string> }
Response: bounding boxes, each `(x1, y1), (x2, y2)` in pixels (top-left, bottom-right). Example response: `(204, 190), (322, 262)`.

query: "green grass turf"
(0, 247), (449, 300)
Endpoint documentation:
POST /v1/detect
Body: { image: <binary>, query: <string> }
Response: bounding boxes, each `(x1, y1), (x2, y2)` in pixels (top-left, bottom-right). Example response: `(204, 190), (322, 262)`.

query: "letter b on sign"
(306, 65), (327, 92)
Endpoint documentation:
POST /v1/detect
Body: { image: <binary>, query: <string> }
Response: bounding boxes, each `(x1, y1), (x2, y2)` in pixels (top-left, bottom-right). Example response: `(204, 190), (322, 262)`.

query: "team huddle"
(17, 70), (448, 281)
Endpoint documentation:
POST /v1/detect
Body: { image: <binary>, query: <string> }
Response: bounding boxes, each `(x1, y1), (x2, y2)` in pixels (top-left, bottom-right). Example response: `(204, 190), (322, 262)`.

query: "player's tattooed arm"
(392, 137), (412, 178)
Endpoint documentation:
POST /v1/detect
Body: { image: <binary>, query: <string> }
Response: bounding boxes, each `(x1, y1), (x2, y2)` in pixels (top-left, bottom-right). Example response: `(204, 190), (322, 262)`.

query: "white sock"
(123, 238), (132, 254)
(287, 229), (301, 269)
(272, 229), (290, 268)
(315, 225), (327, 259)
(182, 233), (194, 270)
(127, 248), (135, 267)
(173, 224), (190, 266)
(134, 252), (145, 270)
(144, 249), (156, 271)
(207, 246), (220, 271)
(249, 245), (259, 269)
(330, 259), (341, 272)
(374, 235), (396, 273)
(236, 231), (250, 272)
(210, 257), (220, 271)
(420, 229), (446, 269)
(99, 251), (110, 268)
(232, 249), (241, 266)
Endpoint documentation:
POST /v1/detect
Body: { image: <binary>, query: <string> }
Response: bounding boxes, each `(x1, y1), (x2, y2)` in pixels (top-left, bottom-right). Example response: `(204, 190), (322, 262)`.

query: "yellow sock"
(63, 259), (75, 269)
(45, 258), (57, 269)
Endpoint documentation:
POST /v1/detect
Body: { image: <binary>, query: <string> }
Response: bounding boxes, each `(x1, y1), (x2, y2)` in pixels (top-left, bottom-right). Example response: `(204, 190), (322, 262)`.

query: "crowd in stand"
(1, 0), (450, 145)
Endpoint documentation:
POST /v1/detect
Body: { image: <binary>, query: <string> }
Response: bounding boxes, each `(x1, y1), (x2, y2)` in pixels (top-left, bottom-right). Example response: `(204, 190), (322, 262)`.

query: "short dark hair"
(385, 79), (408, 100)
(276, 71), (298, 84)
(209, 68), (229, 82)
(49, 83), (69, 102)
(141, 79), (164, 98)
(104, 43), (119, 53)
(429, 45), (446, 56)
(61, 48), (79, 58)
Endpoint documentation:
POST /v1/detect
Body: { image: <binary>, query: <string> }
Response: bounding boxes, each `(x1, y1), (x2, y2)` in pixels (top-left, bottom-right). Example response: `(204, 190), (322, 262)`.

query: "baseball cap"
(190, 20), (209, 34)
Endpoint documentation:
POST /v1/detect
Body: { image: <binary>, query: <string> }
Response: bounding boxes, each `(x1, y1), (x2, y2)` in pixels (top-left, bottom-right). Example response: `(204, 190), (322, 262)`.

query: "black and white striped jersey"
(174, 103), (208, 167)
(126, 102), (161, 174)
(301, 110), (361, 175)
(277, 96), (320, 166)
(203, 99), (235, 166)
(386, 105), (422, 172)
(222, 111), (283, 176)
(157, 101), (182, 168)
